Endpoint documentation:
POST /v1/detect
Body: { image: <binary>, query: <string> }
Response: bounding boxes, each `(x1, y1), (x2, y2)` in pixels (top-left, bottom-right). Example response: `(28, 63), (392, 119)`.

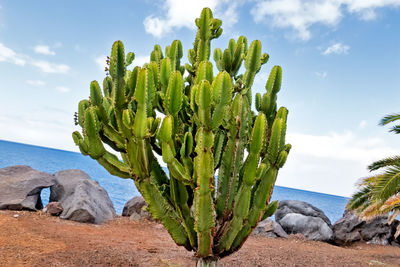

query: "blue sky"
(0, 0), (399, 197)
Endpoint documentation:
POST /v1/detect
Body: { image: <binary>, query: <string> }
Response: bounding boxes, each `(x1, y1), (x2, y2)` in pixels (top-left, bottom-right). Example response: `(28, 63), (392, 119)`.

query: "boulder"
(122, 196), (151, 220)
(50, 170), (116, 224)
(43, 202), (63, 216)
(333, 211), (398, 246)
(275, 200), (333, 242)
(253, 218), (288, 238)
(0, 165), (55, 210)
(279, 213), (333, 242)
(275, 200), (332, 227)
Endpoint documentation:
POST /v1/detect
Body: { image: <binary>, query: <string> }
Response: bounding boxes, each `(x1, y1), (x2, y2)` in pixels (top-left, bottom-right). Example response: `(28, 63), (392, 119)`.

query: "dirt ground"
(0, 210), (399, 267)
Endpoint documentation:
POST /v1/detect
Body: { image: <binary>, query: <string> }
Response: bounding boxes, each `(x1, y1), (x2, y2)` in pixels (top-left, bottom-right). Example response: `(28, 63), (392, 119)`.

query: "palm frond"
(368, 156), (400, 171)
(359, 202), (384, 220)
(380, 194), (400, 213)
(388, 210), (400, 224)
(372, 163), (400, 201)
(390, 125), (400, 134)
(379, 113), (400, 126)
(347, 183), (373, 211)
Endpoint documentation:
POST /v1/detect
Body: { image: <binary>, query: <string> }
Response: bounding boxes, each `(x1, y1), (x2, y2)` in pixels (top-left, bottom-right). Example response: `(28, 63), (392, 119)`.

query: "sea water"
(0, 140), (348, 223)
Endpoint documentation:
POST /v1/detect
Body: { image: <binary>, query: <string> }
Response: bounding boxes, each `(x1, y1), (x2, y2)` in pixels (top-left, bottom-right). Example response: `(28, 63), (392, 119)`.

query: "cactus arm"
(261, 200), (279, 221)
(136, 167), (191, 250)
(97, 151), (131, 178)
(215, 95), (249, 219)
(215, 113), (266, 253)
(211, 71), (232, 130)
(194, 128), (215, 257)
(170, 176), (197, 248)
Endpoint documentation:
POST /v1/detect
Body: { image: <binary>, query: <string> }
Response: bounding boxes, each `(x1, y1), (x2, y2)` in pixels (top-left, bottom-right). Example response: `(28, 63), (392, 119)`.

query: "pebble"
(13, 214), (19, 218)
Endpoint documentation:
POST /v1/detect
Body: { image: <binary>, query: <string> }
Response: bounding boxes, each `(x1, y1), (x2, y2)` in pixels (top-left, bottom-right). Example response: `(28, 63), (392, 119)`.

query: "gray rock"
(50, 169), (116, 224)
(333, 211), (397, 246)
(0, 165), (55, 210)
(253, 218), (288, 238)
(275, 200), (332, 227)
(122, 196), (147, 216)
(279, 213), (333, 242)
(129, 212), (141, 222)
(122, 196), (152, 220)
(43, 202), (63, 216)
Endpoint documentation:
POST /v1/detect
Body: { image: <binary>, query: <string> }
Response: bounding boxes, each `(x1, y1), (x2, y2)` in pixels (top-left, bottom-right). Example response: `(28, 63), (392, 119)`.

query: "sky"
(0, 0), (399, 197)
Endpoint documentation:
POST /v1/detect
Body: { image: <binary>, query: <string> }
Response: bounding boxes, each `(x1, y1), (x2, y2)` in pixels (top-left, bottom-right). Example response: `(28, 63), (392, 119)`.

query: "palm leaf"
(379, 113), (400, 126)
(372, 163), (400, 201)
(347, 182), (373, 211)
(380, 194), (400, 213)
(390, 125), (400, 134)
(368, 156), (400, 171)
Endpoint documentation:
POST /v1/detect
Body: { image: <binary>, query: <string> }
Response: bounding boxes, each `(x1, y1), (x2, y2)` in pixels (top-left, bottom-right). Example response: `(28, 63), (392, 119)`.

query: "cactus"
(73, 7), (290, 266)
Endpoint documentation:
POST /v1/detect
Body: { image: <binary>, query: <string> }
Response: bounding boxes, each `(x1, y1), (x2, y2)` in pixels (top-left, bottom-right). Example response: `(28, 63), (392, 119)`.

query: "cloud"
(34, 45), (55, 56)
(0, 43), (70, 74)
(95, 55), (107, 72)
(55, 86), (70, 93)
(322, 42), (350, 55)
(251, 0), (400, 41)
(359, 120), (367, 129)
(0, 112), (76, 152)
(277, 130), (400, 196)
(287, 131), (395, 163)
(0, 43), (26, 65)
(26, 80), (46, 86)
(143, 0), (240, 38)
(133, 55), (150, 67)
(315, 71), (327, 78)
(31, 60), (70, 73)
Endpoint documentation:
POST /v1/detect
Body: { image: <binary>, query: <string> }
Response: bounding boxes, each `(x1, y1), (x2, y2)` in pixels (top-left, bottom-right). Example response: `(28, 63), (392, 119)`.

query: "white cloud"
(34, 45), (55, 56)
(26, 80), (46, 86)
(143, 0), (240, 38)
(55, 86), (70, 93)
(277, 131), (400, 196)
(31, 60), (70, 73)
(133, 55), (150, 67)
(315, 71), (327, 78)
(0, 43), (70, 74)
(251, 0), (400, 41)
(95, 55), (107, 72)
(359, 120), (367, 129)
(0, 112), (76, 152)
(0, 43), (26, 65)
(322, 42), (350, 55)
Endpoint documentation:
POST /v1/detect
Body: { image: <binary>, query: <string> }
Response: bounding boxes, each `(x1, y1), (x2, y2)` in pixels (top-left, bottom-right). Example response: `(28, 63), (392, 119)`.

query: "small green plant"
(73, 8), (290, 266)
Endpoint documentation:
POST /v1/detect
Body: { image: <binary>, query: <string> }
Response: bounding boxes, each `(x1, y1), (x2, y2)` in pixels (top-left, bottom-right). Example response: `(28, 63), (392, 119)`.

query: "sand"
(0, 210), (399, 267)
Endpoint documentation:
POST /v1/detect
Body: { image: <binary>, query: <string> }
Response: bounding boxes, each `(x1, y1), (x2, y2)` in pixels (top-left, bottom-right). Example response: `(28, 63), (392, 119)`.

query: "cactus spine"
(73, 7), (290, 265)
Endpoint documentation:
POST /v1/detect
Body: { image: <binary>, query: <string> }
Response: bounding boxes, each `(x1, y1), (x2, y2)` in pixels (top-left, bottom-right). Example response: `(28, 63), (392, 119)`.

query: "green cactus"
(73, 7), (290, 266)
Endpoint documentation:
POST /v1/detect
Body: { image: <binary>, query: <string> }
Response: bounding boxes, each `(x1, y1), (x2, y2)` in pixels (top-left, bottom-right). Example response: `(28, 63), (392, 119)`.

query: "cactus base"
(196, 258), (218, 267)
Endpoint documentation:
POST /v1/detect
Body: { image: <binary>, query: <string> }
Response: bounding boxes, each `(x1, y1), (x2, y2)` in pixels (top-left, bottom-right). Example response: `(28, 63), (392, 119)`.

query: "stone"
(122, 196), (146, 216)
(333, 211), (397, 246)
(274, 200), (333, 242)
(279, 213), (333, 242)
(50, 169), (116, 224)
(122, 196), (151, 219)
(0, 165), (55, 211)
(43, 202), (63, 216)
(129, 212), (141, 222)
(253, 218), (288, 238)
(275, 200), (332, 227)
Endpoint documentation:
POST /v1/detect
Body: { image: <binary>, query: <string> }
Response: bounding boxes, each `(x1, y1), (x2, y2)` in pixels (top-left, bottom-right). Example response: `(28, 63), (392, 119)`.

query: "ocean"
(0, 139), (348, 223)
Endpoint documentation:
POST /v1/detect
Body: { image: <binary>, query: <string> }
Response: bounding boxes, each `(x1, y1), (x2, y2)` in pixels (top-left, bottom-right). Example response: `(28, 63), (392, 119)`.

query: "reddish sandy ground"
(0, 210), (399, 267)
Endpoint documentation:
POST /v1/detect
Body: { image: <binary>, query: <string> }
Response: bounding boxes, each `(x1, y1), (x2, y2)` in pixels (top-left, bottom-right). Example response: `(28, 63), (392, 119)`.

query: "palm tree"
(347, 113), (400, 238)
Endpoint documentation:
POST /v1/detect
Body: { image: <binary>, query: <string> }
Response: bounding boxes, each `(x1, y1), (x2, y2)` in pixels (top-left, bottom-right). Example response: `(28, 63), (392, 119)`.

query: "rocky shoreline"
(1, 165), (400, 260)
